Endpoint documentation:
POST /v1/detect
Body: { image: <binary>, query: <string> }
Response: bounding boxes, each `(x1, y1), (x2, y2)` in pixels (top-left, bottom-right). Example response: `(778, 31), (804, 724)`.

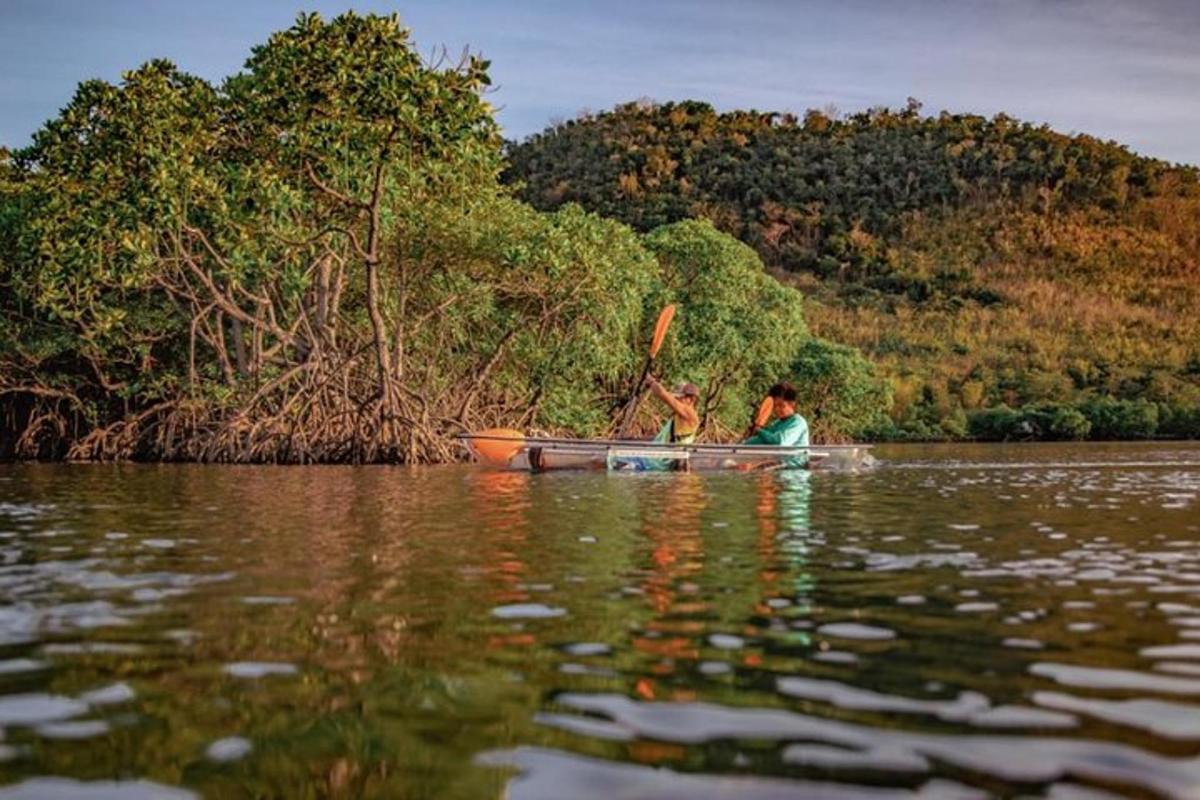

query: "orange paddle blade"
(754, 395), (774, 428)
(469, 428), (525, 467)
(648, 304), (676, 359)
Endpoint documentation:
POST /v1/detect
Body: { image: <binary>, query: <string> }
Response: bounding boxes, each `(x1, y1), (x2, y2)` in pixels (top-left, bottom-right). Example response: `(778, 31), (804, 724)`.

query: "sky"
(2, 0), (1199, 164)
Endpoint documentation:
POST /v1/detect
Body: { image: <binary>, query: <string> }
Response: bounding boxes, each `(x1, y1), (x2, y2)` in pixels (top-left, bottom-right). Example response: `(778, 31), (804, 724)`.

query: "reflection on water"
(0, 443), (1196, 797)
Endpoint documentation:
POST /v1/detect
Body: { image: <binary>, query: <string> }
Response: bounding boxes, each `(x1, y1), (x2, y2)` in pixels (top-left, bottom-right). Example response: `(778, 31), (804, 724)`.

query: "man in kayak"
(645, 376), (700, 444)
(611, 376), (700, 471)
(744, 382), (809, 467)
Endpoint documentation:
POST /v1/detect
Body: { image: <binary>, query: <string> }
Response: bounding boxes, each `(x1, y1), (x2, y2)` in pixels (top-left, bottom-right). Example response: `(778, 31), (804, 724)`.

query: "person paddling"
(744, 382), (809, 467)
(610, 376), (700, 471)
(645, 376), (700, 445)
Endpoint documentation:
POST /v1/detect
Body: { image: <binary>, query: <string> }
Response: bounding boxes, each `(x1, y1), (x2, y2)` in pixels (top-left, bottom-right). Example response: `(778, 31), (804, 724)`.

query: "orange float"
(468, 428), (525, 467)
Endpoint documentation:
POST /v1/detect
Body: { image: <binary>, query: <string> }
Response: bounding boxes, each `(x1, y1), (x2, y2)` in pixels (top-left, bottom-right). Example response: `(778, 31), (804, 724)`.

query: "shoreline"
(2, 437), (1196, 468)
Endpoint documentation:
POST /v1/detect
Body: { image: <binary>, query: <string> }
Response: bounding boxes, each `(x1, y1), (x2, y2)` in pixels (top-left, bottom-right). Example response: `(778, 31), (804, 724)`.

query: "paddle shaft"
(616, 356), (655, 438)
(616, 304), (675, 438)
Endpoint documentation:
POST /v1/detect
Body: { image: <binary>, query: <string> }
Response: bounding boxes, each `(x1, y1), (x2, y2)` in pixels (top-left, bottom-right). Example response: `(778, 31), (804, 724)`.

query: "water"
(0, 443), (1197, 798)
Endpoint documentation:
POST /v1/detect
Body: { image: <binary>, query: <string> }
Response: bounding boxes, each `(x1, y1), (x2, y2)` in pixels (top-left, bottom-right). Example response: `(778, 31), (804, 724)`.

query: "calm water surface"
(0, 443), (1198, 798)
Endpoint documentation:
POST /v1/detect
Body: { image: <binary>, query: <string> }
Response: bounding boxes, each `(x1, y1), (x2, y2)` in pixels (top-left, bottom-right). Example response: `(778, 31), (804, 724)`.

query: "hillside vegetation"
(506, 100), (1200, 440)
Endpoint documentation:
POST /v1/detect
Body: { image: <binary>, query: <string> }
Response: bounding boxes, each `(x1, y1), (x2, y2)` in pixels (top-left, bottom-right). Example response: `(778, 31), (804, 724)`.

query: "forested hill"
(505, 100), (1200, 440)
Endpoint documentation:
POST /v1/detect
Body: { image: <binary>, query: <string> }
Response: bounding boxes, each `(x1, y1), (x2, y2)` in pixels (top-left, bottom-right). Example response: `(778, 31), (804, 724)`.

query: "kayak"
(459, 431), (875, 472)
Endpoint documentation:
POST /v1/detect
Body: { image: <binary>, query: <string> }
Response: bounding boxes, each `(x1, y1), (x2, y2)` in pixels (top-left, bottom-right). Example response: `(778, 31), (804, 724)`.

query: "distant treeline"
(505, 100), (1200, 440)
(968, 399), (1199, 442)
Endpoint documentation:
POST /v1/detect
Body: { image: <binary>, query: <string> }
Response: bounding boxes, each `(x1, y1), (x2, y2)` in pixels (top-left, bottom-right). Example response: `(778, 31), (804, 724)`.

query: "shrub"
(967, 405), (1023, 440)
(1046, 405), (1092, 440)
(1159, 404), (1200, 439)
(789, 337), (893, 440)
(1081, 397), (1159, 440)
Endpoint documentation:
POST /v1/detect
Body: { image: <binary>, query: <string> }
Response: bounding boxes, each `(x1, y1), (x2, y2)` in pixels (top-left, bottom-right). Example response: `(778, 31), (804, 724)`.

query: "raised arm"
(646, 376), (699, 425)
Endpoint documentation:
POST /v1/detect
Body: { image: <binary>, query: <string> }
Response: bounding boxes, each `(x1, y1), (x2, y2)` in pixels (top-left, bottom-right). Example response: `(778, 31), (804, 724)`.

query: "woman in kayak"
(645, 376), (700, 445)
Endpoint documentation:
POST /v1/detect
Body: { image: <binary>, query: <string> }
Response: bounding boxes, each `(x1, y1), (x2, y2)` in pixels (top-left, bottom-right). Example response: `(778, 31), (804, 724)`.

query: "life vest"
(656, 414), (698, 445)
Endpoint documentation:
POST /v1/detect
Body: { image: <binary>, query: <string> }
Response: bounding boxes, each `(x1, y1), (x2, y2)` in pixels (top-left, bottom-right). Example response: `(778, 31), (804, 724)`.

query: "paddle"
(732, 395), (777, 471)
(617, 304), (676, 437)
(753, 395), (774, 429)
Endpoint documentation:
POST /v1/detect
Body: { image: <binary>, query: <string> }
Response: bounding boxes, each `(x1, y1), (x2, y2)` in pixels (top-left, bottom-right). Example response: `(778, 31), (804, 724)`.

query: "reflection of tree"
(773, 471), (815, 625)
(466, 470), (533, 605)
(0, 466), (533, 797)
(2, 463), (827, 797)
(754, 472), (780, 612)
(464, 470), (540, 649)
(714, 471), (817, 662)
(632, 474), (709, 685)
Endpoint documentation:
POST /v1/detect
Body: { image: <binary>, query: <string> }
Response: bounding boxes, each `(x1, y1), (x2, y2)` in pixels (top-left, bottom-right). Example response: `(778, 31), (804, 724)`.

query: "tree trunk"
(231, 316), (249, 379)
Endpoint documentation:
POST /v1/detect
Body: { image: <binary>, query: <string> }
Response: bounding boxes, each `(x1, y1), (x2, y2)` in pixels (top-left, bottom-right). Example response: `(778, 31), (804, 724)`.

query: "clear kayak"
(458, 431), (875, 472)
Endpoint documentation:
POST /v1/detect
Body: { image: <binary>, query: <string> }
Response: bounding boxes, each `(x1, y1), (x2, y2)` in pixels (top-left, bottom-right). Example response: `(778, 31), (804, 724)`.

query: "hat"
(672, 382), (700, 398)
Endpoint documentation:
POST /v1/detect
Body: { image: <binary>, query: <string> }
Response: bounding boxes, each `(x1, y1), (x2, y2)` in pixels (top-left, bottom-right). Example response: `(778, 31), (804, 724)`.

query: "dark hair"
(769, 382), (798, 402)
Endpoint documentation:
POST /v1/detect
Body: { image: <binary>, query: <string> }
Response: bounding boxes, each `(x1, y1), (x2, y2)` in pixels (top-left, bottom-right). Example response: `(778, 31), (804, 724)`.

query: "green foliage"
(967, 406), (1023, 441)
(641, 219), (808, 432)
(1159, 404), (1200, 439)
(7, 61), (221, 394)
(1012, 403), (1093, 441)
(1081, 397), (1159, 440)
(788, 338), (892, 440)
(0, 13), (610, 461)
(396, 196), (658, 435)
(968, 400), (1153, 442)
(2, 12), (500, 394)
(1045, 405), (1093, 441)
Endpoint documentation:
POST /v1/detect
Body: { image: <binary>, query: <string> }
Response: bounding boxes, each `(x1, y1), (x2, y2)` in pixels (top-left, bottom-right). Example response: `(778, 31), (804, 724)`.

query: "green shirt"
(744, 413), (809, 467)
